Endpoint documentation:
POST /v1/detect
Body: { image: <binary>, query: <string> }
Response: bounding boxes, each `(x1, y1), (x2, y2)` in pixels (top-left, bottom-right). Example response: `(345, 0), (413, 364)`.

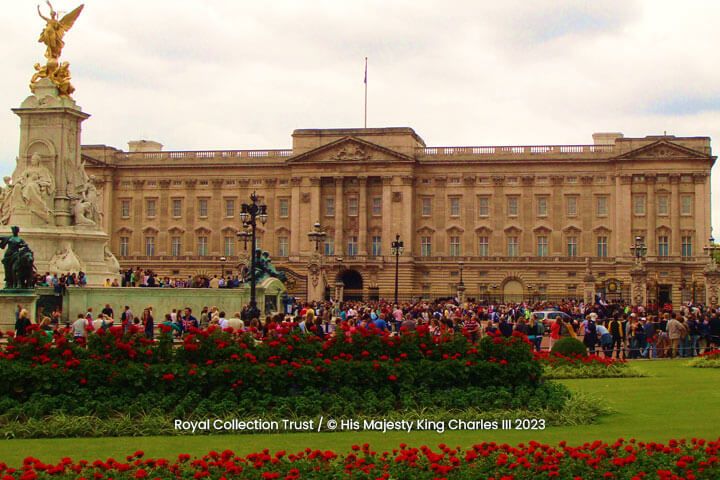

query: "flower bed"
(688, 350), (720, 368)
(4, 438), (720, 479)
(0, 327), (572, 433)
(534, 352), (643, 379)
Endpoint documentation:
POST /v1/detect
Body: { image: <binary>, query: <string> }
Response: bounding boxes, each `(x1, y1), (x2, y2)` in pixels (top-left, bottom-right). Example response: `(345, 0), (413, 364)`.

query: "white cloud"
(0, 0), (718, 231)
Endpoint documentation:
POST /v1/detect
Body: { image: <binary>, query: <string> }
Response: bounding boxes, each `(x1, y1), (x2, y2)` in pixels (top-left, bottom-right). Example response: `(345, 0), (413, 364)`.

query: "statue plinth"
(0, 77), (119, 286)
(0, 290), (38, 333)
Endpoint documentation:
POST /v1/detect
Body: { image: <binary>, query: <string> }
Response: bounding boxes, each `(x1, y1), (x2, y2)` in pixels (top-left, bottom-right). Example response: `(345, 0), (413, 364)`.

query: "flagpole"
(364, 57), (368, 128)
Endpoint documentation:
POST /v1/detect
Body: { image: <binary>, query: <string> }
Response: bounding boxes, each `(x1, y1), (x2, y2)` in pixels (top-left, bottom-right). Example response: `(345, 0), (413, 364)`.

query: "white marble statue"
(103, 243), (120, 272)
(48, 240), (82, 273)
(72, 196), (95, 225)
(13, 153), (55, 223)
(0, 176), (13, 225)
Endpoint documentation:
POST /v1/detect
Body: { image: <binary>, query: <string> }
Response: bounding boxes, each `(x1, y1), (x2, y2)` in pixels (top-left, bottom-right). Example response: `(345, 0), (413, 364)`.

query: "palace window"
(277, 236), (288, 257)
(225, 199), (235, 218)
(224, 236), (235, 256)
(596, 236), (608, 257)
(449, 197), (461, 217)
(478, 236), (489, 257)
(347, 236), (358, 256)
(347, 197), (358, 216)
(372, 197), (382, 216)
(119, 236), (129, 257)
(682, 235), (693, 257)
(536, 197), (548, 217)
(681, 195), (693, 216)
(657, 195), (669, 216)
(633, 194), (646, 216)
(449, 236), (461, 257)
(478, 197), (490, 217)
(172, 199), (182, 217)
(325, 197), (335, 217)
(421, 197), (432, 216)
(171, 236), (182, 257)
(596, 196), (608, 216)
(121, 200), (130, 218)
(567, 236), (578, 257)
(658, 236), (669, 257)
(146, 199), (156, 218)
(324, 238), (334, 256)
(537, 236), (549, 257)
(198, 236), (208, 256)
(507, 236), (519, 257)
(144, 236), (155, 257)
(507, 196), (519, 217)
(566, 196), (578, 216)
(278, 198), (289, 218)
(371, 235), (382, 256)
(198, 199), (208, 218)
(420, 236), (432, 257)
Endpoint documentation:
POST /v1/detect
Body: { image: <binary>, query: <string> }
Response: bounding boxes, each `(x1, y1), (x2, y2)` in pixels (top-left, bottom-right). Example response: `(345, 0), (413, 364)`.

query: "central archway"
(340, 269), (363, 301)
(502, 279), (524, 303)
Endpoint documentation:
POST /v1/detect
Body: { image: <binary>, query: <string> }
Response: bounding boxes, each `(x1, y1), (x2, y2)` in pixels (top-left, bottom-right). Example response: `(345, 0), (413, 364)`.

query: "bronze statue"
(0, 226), (36, 290)
(242, 249), (287, 283)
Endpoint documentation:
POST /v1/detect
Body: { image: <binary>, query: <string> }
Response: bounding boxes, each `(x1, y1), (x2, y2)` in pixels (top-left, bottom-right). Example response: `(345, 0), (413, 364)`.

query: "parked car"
(532, 310), (573, 330)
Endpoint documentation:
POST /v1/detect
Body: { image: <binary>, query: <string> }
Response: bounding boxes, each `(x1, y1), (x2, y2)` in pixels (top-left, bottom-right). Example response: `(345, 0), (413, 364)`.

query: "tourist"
(549, 318), (561, 349)
(666, 313), (686, 359)
(101, 303), (114, 319)
(72, 313), (87, 342)
(527, 314), (544, 352)
(15, 308), (31, 337)
(608, 315), (625, 359)
(582, 313), (598, 355)
(142, 307), (154, 340)
(596, 320), (613, 358)
(642, 316), (657, 359)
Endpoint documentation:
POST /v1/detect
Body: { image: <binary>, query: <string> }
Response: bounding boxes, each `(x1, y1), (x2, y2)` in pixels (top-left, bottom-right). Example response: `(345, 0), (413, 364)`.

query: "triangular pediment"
(287, 136), (415, 164)
(81, 154), (110, 167)
(615, 140), (710, 160)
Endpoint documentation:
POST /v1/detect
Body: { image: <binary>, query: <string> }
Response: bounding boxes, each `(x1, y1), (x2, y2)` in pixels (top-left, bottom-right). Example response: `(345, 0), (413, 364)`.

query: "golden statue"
(37, 1), (84, 61)
(31, 2), (83, 97)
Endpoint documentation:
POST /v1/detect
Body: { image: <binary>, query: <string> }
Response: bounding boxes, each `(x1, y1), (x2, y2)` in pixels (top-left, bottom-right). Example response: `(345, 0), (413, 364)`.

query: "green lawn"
(0, 360), (717, 466)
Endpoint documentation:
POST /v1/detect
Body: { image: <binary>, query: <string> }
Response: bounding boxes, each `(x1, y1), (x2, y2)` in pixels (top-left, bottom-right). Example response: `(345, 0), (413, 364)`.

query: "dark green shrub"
(551, 337), (587, 356)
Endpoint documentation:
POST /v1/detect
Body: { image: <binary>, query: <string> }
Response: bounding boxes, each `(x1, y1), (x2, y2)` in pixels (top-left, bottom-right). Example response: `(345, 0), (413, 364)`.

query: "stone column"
(184, 179), (197, 255)
(381, 176), (393, 254)
(309, 176), (321, 229)
(132, 179), (145, 254)
(492, 176), (504, 255)
(670, 174), (681, 257)
(334, 177), (344, 257)
(400, 175), (414, 256)
(358, 176), (368, 256)
(290, 177), (301, 257)
(210, 179), (224, 255)
(629, 264), (648, 307)
(646, 174), (656, 256)
(694, 173), (710, 248)
(616, 175), (633, 259)
(158, 179), (171, 255)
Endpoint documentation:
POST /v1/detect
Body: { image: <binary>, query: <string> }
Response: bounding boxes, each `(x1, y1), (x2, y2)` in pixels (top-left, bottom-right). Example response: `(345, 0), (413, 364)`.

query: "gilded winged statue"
(37, 1), (84, 61)
(32, 2), (83, 97)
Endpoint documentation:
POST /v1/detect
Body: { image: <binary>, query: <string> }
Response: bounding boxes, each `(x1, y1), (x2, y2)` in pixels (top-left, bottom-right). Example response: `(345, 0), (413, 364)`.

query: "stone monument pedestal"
(0, 290), (38, 332)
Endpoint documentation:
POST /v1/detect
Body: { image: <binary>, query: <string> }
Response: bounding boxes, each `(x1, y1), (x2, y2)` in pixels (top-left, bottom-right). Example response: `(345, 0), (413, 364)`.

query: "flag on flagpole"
(364, 57), (367, 84)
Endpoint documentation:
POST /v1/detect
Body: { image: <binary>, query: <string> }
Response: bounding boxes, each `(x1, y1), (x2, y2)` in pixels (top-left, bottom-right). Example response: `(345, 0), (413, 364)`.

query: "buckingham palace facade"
(82, 127), (714, 305)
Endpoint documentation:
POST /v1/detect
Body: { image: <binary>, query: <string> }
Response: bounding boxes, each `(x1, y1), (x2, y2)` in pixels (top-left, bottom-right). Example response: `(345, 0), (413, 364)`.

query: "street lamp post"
(630, 236), (647, 263)
(391, 234), (404, 305)
(457, 260), (466, 303)
(238, 191), (268, 320)
(703, 236), (719, 263)
(219, 256), (227, 279)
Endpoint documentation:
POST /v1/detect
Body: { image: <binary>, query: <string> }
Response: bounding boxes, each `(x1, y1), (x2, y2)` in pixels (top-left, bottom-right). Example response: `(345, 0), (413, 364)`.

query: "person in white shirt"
(218, 311), (229, 329)
(72, 313), (87, 340)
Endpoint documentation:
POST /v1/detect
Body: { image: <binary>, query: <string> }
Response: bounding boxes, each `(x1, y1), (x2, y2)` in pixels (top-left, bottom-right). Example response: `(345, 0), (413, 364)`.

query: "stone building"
(83, 127), (714, 305)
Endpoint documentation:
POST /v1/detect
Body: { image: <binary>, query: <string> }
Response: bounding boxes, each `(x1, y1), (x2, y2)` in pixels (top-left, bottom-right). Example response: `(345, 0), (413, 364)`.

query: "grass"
(0, 360), (717, 466)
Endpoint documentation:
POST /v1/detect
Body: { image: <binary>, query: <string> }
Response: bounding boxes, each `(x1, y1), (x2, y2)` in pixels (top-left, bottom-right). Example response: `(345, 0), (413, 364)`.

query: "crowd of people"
(13, 296), (720, 360)
(33, 268), (246, 290)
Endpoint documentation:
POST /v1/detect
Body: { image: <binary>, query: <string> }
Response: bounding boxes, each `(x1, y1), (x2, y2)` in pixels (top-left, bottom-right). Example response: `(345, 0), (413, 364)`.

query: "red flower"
(161, 373), (175, 381)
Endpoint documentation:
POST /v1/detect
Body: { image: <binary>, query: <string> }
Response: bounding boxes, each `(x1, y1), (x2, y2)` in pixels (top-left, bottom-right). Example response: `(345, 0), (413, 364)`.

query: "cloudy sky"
(1, 0), (719, 230)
